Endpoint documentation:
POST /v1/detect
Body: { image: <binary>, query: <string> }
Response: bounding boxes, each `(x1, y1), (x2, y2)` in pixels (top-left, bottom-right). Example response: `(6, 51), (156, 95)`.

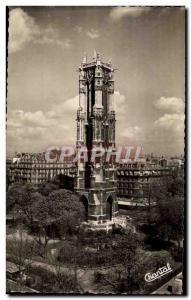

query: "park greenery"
(6, 172), (184, 293)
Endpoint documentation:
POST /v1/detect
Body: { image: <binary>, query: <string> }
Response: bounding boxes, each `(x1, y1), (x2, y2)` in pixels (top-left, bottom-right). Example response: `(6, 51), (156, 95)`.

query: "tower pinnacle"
(82, 53), (87, 64)
(93, 49), (97, 60)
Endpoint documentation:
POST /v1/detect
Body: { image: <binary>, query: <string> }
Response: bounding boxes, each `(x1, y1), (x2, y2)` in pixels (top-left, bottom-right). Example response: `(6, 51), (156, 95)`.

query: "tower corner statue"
(75, 51), (119, 231)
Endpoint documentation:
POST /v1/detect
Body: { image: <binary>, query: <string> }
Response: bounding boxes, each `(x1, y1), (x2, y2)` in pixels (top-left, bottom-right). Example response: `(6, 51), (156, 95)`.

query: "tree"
(27, 189), (85, 257)
(146, 174), (184, 245)
(26, 265), (79, 293)
(37, 182), (59, 196)
(46, 189), (85, 236)
(125, 249), (176, 293)
(157, 175), (184, 240)
(167, 174), (184, 197)
(6, 227), (37, 286)
(7, 182), (38, 215)
(48, 246), (83, 293)
(7, 182), (25, 213)
(7, 183), (41, 232)
(27, 193), (53, 257)
(93, 231), (143, 293)
(157, 195), (184, 245)
(113, 231), (143, 293)
(7, 184), (86, 258)
(94, 247), (175, 294)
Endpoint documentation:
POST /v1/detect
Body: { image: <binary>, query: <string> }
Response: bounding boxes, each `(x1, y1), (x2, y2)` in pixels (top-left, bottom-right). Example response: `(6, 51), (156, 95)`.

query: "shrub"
(26, 265), (78, 293)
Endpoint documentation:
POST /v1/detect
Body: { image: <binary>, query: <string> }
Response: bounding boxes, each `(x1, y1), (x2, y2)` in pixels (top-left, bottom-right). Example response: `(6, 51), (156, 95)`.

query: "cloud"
(35, 36), (71, 48)
(8, 8), (71, 53)
(8, 8), (40, 53)
(121, 126), (143, 141)
(51, 95), (79, 116)
(74, 26), (99, 39)
(6, 91), (185, 156)
(116, 93), (185, 155)
(150, 96), (184, 154)
(6, 94), (79, 154)
(114, 91), (127, 115)
(113, 92), (145, 145)
(7, 92), (128, 154)
(8, 110), (57, 128)
(86, 29), (100, 39)
(150, 113), (184, 155)
(153, 96), (184, 137)
(35, 24), (71, 48)
(154, 113), (184, 132)
(153, 97), (184, 113)
(74, 25), (83, 33)
(109, 7), (151, 21)
(51, 92), (126, 118)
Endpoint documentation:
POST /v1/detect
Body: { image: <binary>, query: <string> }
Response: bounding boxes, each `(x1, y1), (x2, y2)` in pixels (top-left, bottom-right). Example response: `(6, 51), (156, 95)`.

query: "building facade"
(75, 53), (118, 228)
(7, 156), (177, 208)
(117, 161), (172, 207)
(7, 155), (76, 185)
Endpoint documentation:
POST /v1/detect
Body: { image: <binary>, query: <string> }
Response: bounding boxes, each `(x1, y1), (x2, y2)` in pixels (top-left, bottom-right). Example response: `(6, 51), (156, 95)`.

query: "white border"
(1, 0), (191, 5)
(0, 1), (189, 299)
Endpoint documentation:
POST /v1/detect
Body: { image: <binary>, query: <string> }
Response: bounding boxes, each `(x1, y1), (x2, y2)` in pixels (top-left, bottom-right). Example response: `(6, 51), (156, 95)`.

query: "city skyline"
(7, 6), (185, 156)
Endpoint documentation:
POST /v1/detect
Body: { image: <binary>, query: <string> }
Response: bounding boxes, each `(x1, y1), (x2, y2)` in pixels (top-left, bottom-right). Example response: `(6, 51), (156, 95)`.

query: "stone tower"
(75, 52), (118, 230)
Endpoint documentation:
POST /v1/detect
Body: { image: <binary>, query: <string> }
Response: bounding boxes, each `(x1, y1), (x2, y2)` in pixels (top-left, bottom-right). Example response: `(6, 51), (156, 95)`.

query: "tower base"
(77, 187), (118, 225)
(80, 220), (114, 232)
(80, 215), (136, 233)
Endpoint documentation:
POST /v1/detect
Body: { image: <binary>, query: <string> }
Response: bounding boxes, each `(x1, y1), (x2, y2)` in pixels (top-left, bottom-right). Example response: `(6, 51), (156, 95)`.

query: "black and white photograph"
(6, 6), (185, 295)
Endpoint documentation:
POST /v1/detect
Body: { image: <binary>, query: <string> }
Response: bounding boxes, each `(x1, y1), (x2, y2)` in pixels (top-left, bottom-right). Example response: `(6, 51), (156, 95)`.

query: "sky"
(6, 6), (185, 157)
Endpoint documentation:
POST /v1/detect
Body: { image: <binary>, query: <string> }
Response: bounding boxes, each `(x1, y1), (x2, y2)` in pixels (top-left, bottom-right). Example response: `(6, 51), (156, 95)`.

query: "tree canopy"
(7, 183), (86, 255)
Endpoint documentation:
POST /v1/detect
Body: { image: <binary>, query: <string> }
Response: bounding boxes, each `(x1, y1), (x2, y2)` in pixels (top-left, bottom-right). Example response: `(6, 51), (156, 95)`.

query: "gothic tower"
(75, 52), (118, 230)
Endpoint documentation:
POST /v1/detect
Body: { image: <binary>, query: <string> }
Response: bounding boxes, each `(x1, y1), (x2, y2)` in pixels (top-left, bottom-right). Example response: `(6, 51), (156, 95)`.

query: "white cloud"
(8, 8), (71, 53)
(6, 95), (79, 154)
(7, 92), (128, 153)
(8, 110), (56, 128)
(8, 8), (40, 53)
(150, 112), (184, 155)
(7, 91), (185, 156)
(86, 29), (100, 39)
(74, 25), (83, 33)
(121, 126), (143, 139)
(114, 91), (127, 115)
(75, 26), (99, 39)
(150, 96), (185, 154)
(153, 97), (184, 113)
(50, 92), (126, 118)
(35, 36), (71, 48)
(51, 95), (79, 116)
(116, 93), (185, 155)
(109, 7), (151, 21)
(154, 113), (184, 132)
(153, 96), (184, 142)
(113, 92), (144, 145)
